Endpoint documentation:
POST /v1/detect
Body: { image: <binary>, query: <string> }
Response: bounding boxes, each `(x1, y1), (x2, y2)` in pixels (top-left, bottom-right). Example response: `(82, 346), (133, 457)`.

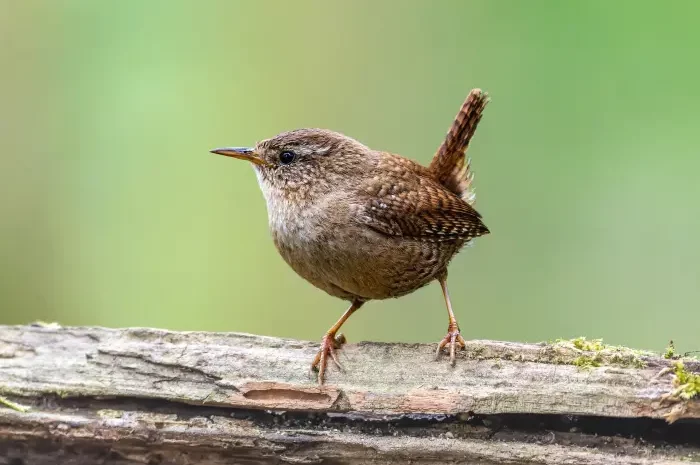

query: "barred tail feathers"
(429, 89), (489, 205)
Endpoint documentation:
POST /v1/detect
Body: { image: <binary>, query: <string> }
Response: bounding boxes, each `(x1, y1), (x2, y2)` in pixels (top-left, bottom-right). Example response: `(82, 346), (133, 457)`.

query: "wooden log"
(0, 325), (698, 464)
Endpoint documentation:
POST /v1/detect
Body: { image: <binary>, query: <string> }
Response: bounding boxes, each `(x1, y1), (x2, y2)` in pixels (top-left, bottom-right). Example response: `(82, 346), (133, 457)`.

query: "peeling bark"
(0, 325), (698, 464)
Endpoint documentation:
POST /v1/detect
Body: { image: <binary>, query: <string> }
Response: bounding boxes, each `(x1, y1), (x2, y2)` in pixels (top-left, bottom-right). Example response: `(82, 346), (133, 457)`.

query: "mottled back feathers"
(358, 153), (489, 242)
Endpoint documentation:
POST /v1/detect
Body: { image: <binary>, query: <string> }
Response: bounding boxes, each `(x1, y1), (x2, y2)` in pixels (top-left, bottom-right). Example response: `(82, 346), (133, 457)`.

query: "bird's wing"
(428, 89), (489, 205)
(355, 172), (489, 242)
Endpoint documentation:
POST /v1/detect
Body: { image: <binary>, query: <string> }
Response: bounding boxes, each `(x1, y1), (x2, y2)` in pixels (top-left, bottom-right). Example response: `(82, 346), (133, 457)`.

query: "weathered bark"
(0, 325), (698, 464)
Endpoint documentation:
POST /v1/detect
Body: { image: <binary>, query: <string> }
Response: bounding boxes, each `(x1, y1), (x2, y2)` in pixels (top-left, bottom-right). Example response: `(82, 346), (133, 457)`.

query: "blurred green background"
(1, 1), (698, 354)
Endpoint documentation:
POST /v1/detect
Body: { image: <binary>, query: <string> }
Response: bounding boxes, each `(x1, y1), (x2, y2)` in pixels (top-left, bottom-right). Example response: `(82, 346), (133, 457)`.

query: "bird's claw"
(435, 326), (466, 365)
(311, 332), (347, 384)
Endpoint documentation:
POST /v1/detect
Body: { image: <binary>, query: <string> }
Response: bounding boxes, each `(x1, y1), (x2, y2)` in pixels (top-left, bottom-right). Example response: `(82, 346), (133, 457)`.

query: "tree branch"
(0, 325), (698, 464)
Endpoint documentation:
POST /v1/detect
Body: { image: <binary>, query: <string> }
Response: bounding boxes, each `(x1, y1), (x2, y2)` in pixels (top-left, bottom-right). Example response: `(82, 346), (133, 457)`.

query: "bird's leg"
(435, 277), (467, 365)
(311, 300), (364, 385)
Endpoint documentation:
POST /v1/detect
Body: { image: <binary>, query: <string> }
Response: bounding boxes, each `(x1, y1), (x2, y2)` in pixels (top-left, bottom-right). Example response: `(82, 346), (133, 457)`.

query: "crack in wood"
(93, 348), (223, 383)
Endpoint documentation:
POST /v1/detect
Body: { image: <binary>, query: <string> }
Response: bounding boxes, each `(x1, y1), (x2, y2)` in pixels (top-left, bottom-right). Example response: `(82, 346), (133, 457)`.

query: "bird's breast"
(263, 192), (459, 301)
(266, 193), (363, 300)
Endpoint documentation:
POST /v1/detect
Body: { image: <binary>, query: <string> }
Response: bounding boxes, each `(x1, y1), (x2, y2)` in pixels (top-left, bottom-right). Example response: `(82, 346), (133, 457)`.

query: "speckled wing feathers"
(429, 89), (489, 205)
(357, 155), (489, 242)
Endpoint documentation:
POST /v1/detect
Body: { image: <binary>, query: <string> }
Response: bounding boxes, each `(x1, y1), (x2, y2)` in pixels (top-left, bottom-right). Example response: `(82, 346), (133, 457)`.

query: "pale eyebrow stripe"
(289, 145), (332, 156)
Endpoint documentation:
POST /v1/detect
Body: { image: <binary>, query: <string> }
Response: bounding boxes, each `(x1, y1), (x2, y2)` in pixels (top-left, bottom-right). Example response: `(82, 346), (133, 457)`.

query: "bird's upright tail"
(429, 89), (490, 205)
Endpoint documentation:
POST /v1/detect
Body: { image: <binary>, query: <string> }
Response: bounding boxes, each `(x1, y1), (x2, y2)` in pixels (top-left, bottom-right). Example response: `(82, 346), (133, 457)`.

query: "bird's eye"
(279, 151), (296, 165)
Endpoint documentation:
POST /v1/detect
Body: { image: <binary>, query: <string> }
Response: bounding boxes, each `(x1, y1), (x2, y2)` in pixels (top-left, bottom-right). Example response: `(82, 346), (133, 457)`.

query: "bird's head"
(211, 129), (373, 200)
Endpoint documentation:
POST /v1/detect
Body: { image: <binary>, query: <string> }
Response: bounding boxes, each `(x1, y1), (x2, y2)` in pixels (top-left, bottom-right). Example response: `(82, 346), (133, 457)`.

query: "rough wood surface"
(0, 325), (698, 464)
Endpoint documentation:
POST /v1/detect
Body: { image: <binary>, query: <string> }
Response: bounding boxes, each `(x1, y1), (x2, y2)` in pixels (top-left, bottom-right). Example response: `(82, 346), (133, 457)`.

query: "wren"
(212, 89), (490, 384)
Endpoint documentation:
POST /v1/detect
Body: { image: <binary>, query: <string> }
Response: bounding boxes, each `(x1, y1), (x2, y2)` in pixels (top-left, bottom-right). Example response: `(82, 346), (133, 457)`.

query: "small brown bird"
(212, 89), (490, 384)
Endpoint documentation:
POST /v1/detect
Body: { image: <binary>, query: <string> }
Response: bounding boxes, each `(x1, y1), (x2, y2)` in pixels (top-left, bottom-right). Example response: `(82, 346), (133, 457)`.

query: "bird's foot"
(311, 332), (347, 385)
(435, 324), (466, 365)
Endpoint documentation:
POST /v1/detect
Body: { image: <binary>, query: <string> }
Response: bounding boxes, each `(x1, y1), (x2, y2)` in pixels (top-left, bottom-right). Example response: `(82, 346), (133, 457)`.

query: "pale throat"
(254, 169), (326, 243)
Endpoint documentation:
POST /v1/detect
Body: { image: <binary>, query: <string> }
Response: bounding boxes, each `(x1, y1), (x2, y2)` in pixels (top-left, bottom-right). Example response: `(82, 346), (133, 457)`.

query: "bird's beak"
(210, 147), (270, 167)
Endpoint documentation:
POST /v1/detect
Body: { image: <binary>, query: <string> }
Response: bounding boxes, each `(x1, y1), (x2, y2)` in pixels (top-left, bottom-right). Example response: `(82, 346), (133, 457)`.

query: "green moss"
(664, 341), (677, 360)
(609, 352), (647, 369)
(30, 320), (61, 328)
(573, 354), (603, 370)
(554, 337), (648, 369)
(571, 337), (605, 352)
(0, 396), (29, 413)
(555, 337), (607, 352)
(673, 361), (700, 400)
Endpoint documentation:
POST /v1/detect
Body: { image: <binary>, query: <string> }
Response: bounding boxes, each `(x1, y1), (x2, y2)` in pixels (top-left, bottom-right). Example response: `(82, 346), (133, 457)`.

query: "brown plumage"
(211, 88), (490, 384)
(430, 89), (489, 204)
